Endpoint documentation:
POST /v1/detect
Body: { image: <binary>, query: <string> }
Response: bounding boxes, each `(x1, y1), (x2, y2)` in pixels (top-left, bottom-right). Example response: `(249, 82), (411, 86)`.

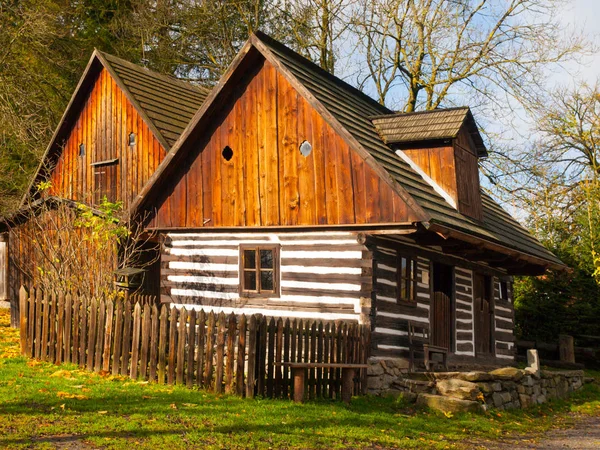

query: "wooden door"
(431, 291), (451, 349)
(474, 274), (492, 355)
(0, 240), (6, 300)
(431, 263), (453, 349)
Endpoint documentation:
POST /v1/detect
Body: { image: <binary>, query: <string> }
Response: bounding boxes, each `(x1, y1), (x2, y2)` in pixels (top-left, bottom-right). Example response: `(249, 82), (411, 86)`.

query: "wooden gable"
(48, 67), (167, 209)
(147, 58), (421, 228)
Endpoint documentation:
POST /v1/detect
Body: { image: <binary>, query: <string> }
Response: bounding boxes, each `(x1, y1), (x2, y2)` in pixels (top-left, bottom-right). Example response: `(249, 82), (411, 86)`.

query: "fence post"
(559, 334), (575, 363)
(19, 286), (28, 356)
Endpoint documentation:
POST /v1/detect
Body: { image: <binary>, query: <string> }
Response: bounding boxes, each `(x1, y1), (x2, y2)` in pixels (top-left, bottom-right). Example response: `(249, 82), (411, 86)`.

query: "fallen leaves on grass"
(50, 370), (75, 379)
(57, 391), (88, 400)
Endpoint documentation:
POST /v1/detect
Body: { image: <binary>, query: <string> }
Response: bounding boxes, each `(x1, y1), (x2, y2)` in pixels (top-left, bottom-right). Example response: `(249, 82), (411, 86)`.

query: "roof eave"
(427, 222), (567, 273)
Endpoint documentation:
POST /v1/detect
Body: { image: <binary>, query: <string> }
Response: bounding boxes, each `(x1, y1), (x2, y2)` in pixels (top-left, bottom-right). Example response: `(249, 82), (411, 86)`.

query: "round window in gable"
(78, 143), (86, 157)
(222, 145), (233, 161)
(299, 140), (312, 157)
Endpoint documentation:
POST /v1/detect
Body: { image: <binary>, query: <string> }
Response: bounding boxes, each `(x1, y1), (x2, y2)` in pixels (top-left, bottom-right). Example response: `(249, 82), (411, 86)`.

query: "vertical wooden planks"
(266, 317), (275, 398)
(275, 318), (283, 398)
(112, 300), (123, 375)
(130, 302), (142, 379)
(196, 310), (206, 388)
(236, 315), (246, 396)
(246, 315), (257, 398)
(257, 315), (267, 397)
(94, 299), (106, 372)
(103, 300), (114, 372)
(19, 286), (28, 356)
(86, 299), (97, 371)
(40, 293), (49, 361)
(120, 300), (132, 376)
(215, 312), (226, 393)
(167, 306), (178, 385)
(158, 304), (168, 384)
(282, 318), (290, 398)
(176, 308), (187, 385)
(225, 313), (236, 393)
(64, 294), (72, 363)
(186, 309), (196, 387)
(34, 288), (42, 359)
(56, 293), (65, 365)
(27, 289), (35, 358)
(149, 304), (159, 382)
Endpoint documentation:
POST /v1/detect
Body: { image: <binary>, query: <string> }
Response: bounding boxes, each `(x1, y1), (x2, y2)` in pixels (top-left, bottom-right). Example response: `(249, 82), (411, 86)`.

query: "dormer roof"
(371, 107), (487, 156)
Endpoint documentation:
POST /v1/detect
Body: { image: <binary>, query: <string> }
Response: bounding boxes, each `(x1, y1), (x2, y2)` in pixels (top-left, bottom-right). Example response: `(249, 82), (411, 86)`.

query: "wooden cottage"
(1, 32), (565, 370)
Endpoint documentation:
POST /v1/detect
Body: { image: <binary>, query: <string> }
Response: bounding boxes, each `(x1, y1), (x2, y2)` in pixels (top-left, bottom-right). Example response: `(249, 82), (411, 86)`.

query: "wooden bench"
(281, 362), (368, 404)
(423, 344), (448, 371)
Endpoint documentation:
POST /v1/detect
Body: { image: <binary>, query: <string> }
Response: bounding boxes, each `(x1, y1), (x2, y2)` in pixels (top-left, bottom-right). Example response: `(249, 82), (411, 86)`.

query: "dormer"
(372, 107), (486, 220)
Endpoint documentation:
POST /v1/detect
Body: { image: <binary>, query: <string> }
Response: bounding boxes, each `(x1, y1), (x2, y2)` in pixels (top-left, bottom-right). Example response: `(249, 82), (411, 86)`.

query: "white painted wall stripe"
(171, 289), (239, 300)
(378, 311), (429, 324)
(280, 250), (362, 259)
(169, 261), (238, 272)
(171, 303), (361, 322)
(167, 275), (238, 285)
(280, 265), (362, 275)
(375, 327), (409, 336)
(280, 280), (361, 292)
(167, 248), (239, 257)
(378, 344), (410, 351)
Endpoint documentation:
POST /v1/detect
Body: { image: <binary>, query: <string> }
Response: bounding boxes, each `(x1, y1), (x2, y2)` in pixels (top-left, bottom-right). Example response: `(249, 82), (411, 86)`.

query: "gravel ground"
(465, 414), (600, 449)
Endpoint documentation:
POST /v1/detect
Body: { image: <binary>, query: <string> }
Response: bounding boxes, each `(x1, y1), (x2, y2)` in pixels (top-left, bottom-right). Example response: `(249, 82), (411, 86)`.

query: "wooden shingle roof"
(252, 32), (562, 269)
(371, 107), (487, 156)
(99, 52), (209, 147)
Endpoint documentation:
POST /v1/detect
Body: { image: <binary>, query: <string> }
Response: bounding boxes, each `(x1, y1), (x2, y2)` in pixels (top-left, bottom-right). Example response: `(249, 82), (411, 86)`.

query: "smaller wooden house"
(2, 32), (566, 371)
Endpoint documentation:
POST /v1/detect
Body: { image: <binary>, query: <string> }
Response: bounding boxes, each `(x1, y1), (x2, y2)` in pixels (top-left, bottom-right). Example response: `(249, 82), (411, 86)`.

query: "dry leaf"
(50, 370), (74, 379)
(170, 403), (177, 409)
(57, 391), (88, 400)
(98, 411), (108, 415)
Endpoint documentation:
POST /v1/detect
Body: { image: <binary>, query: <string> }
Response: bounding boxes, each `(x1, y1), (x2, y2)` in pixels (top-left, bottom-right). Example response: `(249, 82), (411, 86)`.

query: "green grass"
(1, 309), (600, 449)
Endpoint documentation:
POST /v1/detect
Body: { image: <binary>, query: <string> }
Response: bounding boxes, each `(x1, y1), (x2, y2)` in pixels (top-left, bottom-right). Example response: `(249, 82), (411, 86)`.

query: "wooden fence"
(19, 286), (370, 399)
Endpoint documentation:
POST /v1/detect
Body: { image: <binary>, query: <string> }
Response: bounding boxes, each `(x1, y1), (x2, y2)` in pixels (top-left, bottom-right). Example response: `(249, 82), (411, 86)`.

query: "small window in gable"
(129, 132), (136, 147)
(222, 146), (233, 161)
(79, 143), (85, 157)
(299, 140), (312, 157)
(240, 245), (279, 296)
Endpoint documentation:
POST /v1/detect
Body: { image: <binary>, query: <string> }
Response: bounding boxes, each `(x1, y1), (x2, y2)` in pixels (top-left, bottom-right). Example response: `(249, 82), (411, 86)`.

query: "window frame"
(396, 253), (418, 305)
(499, 280), (509, 302)
(239, 244), (280, 297)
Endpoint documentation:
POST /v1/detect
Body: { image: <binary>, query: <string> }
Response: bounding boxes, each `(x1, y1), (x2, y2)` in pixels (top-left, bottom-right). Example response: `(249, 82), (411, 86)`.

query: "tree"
(350, 0), (588, 111)
(9, 183), (160, 299)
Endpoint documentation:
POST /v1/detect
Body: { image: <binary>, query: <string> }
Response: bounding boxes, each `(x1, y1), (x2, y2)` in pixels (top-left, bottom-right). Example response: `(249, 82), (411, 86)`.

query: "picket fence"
(18, 286), (370, 399)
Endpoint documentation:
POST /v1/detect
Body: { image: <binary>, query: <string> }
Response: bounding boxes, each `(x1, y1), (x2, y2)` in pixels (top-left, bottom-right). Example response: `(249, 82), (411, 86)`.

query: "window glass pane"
(243, 250), (256, 269)
(400, 276), (406, 300)
(244, 271), (257, 290)
(260, 270), (274, 291)
(260, 249), (273, 269)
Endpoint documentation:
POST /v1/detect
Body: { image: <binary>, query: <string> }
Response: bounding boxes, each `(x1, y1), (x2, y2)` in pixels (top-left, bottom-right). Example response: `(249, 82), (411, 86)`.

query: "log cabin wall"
(147, 58), (419, 229)
(494, 278), (516, 361)
(48, 67), (167, 209)
(370, 244), (431, 360)
(161, 231), (371, 322)
(454, 267), (475, 356)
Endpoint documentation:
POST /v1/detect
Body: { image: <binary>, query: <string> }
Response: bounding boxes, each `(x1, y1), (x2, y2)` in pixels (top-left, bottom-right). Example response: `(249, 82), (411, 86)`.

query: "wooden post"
(341, 368), (355, 404)
(559, 334), (575, 363)
(19, 286), (28, 356)
(292, 367), (305, 403)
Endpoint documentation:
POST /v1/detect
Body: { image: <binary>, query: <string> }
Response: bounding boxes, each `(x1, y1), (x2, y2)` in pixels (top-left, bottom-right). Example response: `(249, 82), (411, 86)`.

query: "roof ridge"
(253, 31), (392, 116)
(97, 50), (210, 95)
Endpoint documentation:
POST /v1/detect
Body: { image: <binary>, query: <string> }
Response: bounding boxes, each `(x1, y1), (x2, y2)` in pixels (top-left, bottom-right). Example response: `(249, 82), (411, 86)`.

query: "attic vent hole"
(222, 146), (233, 161)
(79, 143), (86, 157)
(129, 132), (136, 147)
(299, 140), (312, 157)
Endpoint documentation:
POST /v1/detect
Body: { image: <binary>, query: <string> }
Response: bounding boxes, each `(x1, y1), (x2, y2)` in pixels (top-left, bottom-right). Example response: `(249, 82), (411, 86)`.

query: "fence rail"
(19, 286), (370, 399)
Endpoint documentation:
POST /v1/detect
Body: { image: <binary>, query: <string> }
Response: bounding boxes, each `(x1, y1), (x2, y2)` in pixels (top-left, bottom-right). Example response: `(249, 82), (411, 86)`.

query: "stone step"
(416, 393), (485, 414)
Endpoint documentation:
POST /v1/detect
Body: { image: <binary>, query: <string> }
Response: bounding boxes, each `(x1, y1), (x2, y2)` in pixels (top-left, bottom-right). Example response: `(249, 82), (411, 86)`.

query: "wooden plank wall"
(19, 287), (370, 400)
(494, 279), (515, 360)
(0, 238), (7, 301)
(149, 58), (419, 228)
(162, 231), (371, 323)
(454, 127), (483, 220)
(402, 145), (457, 203)
(49, 68), (167, 209)
(454, 267), (475, 356)
(370, 244), (431, 360)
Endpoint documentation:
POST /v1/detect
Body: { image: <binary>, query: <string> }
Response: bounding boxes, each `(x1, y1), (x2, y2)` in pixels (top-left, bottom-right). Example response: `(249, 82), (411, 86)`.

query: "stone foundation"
(367, 357), (586, 412)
